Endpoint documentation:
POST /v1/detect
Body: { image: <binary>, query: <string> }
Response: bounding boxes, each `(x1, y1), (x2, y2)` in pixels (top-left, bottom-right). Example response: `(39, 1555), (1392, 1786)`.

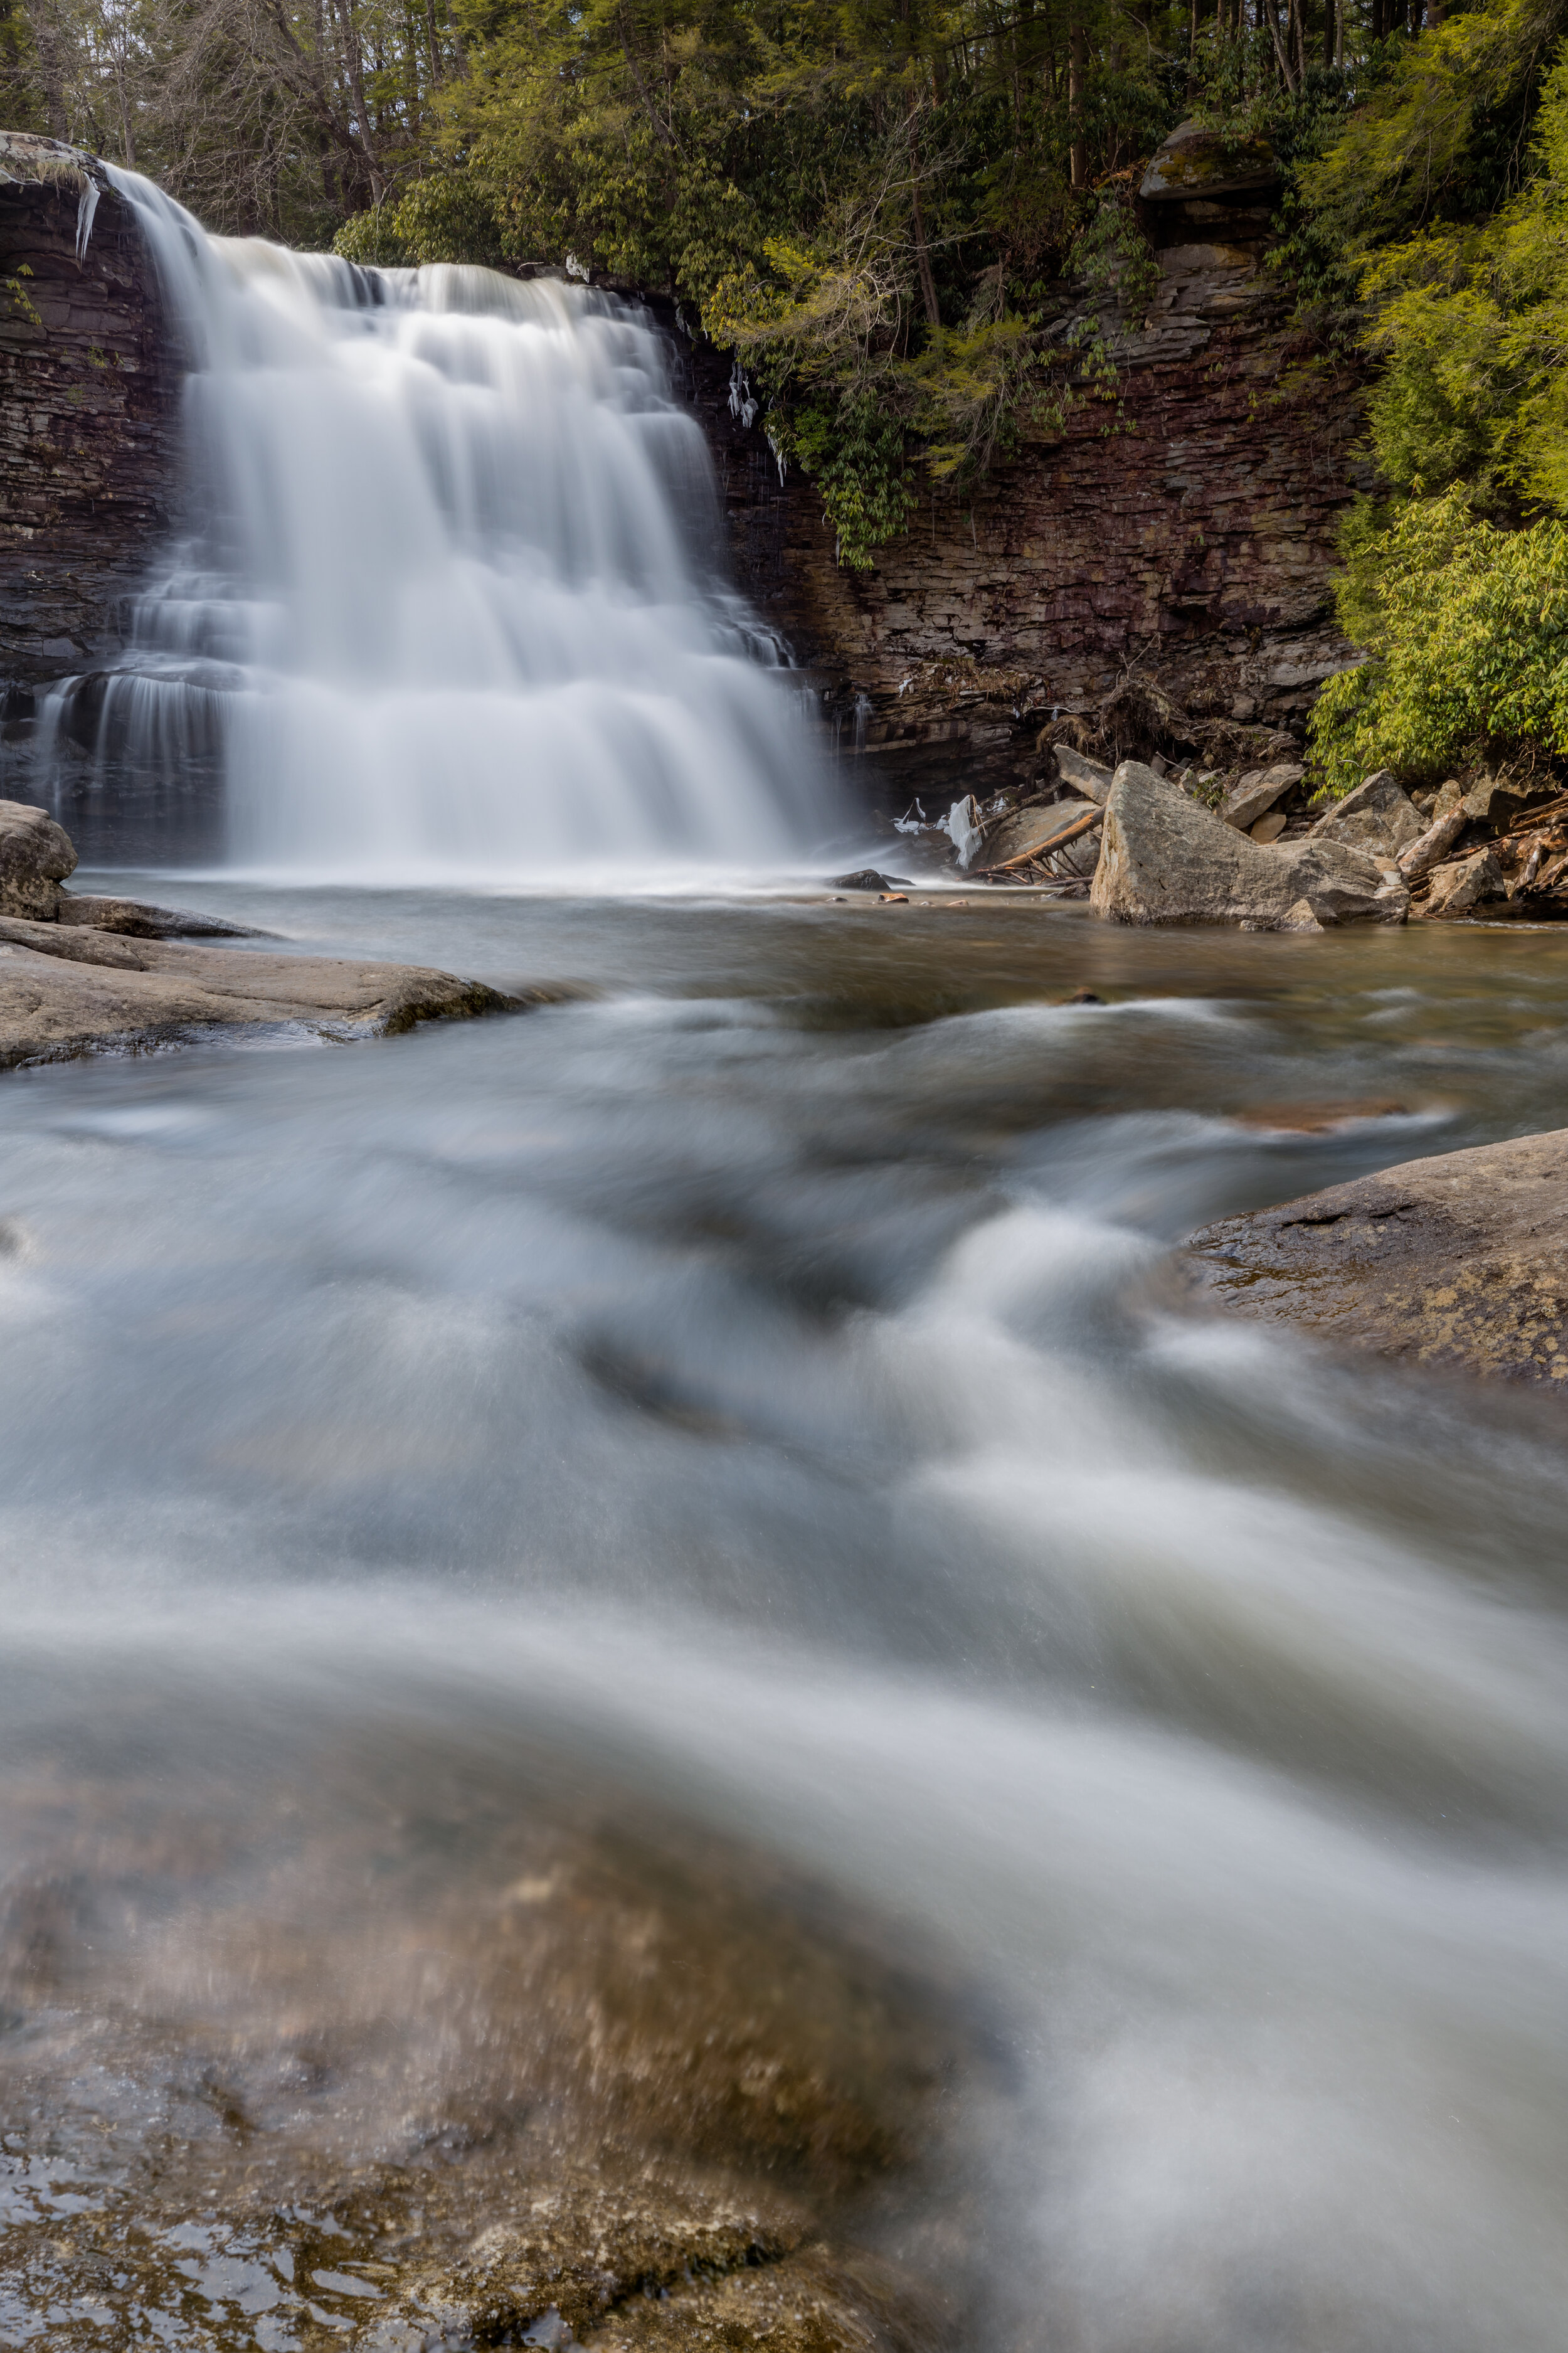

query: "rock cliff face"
(0, 136), (181, 764)
(681, 124), (1365, 810)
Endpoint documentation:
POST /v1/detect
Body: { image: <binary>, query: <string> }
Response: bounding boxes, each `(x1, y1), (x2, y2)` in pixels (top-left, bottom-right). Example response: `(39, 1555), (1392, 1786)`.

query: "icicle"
(940, 795), (983, 870)
(75, 176), (98, 264)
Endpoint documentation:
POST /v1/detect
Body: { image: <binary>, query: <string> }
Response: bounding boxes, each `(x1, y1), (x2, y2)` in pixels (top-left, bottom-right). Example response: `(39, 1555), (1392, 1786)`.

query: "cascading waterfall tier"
(34, 169), (825, 879)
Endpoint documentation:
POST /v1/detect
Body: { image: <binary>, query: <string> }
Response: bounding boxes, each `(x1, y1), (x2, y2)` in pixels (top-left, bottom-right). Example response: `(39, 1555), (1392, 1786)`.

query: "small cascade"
(35, 169), (826, 879)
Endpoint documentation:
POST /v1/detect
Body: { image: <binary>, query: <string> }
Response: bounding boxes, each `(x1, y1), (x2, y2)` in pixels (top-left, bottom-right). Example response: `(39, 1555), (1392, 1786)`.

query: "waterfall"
(39, 169), (827, 881)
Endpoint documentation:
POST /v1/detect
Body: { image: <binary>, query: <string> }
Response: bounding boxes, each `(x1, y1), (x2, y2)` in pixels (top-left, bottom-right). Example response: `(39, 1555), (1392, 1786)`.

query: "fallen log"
(977, 805), (1103, 876)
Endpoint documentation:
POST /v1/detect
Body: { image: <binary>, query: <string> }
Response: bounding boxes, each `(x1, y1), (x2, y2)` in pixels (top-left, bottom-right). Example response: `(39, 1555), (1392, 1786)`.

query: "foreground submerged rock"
(0, 1746), (971, 2353)
(1187, 1130), (1568, 1386)
(0, 797), (513, 1067)
(1091, 762), (1407, 928)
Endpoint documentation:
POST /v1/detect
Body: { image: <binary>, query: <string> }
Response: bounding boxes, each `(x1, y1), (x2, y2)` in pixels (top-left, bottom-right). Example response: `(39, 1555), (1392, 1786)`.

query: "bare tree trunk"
(1069, 13), (1087, 188)
(1259, 0), (1298, 87)
(911, 174), (941, 325)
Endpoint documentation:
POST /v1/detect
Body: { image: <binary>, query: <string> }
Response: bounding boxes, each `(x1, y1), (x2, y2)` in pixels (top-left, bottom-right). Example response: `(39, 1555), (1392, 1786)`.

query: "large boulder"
(1091, 762), (1407, 928)
(0, 798), (77, 919)
(1307, 769), (1426, 862)
(1138, 119), (1281, 203)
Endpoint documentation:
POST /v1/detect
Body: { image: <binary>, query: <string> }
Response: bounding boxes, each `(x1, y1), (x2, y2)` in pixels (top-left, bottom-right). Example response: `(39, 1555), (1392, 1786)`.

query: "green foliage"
(1309, 492), (1568, 785)
(335, 174), (512, 268)
(785, 395), (918, 568)
(1288, 9), (1568, 782)
(1310, 0), (1568, 254)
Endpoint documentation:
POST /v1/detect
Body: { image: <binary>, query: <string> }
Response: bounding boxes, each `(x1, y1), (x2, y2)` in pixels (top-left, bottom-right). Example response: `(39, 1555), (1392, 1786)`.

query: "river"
(4, 886), (1568, 2350)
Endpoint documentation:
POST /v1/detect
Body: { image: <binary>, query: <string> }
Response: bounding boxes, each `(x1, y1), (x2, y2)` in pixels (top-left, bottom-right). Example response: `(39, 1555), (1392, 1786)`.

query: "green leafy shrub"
(1310, 492), (1568, 787)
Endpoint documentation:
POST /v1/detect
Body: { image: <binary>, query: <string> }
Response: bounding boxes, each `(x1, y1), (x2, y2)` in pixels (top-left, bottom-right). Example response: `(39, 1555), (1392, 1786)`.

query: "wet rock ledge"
(0, 798), (514, 1067)
(1188, 1130), (1568, 1386)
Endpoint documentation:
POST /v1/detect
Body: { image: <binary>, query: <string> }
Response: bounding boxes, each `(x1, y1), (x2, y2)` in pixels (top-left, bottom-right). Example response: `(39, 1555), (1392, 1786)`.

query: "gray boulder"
(1222, 762), (1303, 831)
(1091, 761), (1407, 928)
(1308, 770), (1425, 861)
(1422, 847), (1503, 918)
(0, 798), (77, 920)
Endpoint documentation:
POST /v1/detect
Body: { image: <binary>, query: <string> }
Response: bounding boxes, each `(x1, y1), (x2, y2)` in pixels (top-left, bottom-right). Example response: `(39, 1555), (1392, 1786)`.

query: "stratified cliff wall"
(0, 137), (179, 719)
(680, 127), (1364, 808)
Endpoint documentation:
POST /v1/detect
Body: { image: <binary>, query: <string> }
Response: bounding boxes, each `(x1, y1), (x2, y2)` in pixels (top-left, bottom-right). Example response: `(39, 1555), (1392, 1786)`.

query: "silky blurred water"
(4, 892), (1568, 2349)
(28, 179), (827, 876)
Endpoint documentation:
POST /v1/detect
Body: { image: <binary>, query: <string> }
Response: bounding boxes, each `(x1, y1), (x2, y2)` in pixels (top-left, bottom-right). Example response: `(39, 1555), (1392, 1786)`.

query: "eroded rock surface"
(1187, 1129), (1568, 1384)
(0, 797), (514, 1064)
(1091, 760), (1406, 928)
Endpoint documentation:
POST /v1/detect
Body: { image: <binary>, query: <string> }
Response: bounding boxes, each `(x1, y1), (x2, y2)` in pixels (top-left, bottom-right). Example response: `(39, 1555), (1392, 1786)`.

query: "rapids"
(4, 894), (1568, 2350)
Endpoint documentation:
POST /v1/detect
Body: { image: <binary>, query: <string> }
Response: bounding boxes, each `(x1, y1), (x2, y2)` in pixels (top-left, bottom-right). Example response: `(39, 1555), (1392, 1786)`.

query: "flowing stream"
(7, 166), (1568, 2353)
(5, 897), (1568, 2350)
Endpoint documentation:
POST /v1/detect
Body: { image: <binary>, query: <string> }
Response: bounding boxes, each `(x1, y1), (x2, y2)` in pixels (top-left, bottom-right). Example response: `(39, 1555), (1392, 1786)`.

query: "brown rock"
(0, 1768), (969, 2353)
(356, 2183), (806, 2349)
(0, 798), (76, 919)
(1187, 1128), (1568, 1386)
(1250, 810), (1287, 844)
(0, 931), (516, 1068)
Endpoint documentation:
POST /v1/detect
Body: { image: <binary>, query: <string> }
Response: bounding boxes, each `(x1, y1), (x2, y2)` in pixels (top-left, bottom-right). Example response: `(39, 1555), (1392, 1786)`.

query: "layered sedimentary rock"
(684, 122), (1365, 806)
(0, 135), (179, 701)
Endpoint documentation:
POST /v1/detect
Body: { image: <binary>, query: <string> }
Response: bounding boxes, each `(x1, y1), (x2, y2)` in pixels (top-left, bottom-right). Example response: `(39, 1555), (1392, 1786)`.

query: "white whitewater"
(66, 169), (825, 881)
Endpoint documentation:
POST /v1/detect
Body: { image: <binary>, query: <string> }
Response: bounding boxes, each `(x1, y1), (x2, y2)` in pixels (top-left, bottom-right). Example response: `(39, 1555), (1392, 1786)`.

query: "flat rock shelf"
(0, 913), (515, 1068)
(1187, 1128), (1568, 1386)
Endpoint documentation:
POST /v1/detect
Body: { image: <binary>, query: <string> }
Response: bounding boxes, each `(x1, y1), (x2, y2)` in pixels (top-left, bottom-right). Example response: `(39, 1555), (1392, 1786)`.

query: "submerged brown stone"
(0, 1741), (975, 2352)
(1187, 1129), (1568, 1386)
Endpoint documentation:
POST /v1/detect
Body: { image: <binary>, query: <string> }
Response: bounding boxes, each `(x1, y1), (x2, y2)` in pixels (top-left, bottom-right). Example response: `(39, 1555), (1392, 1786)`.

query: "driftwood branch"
(976, 805), (1103, 876)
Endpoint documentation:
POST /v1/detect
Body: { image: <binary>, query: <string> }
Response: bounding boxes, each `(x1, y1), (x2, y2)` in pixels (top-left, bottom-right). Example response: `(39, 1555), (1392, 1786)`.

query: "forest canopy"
(6, 0), (1419, 562)
(15, 0), (1568, 769)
